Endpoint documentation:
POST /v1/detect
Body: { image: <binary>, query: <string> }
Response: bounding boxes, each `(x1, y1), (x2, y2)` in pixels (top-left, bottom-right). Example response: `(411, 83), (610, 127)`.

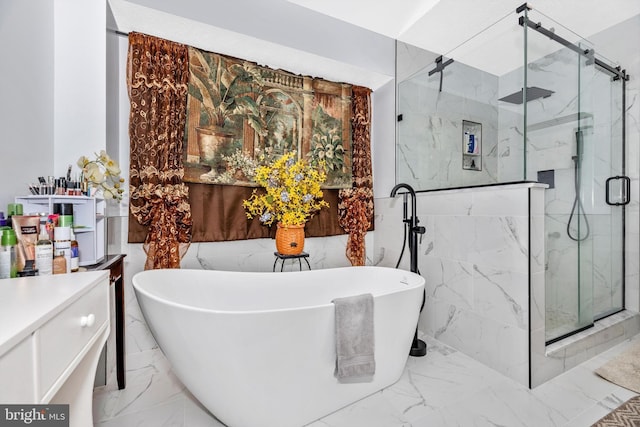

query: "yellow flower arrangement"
(77, 150), (125, 201)
(243, 151), (329, 226)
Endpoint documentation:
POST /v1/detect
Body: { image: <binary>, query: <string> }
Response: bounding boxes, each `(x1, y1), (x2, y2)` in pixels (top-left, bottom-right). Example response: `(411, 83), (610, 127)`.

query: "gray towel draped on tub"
(332, 293), (375, 380)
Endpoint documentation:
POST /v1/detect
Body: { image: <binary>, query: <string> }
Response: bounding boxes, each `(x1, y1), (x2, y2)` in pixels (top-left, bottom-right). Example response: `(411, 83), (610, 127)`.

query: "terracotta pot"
(275, 223), (305, 255)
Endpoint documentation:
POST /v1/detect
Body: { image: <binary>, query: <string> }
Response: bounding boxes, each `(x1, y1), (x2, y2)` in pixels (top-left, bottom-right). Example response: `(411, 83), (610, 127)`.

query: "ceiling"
(112, 0), (640, 87)
(287, 0), (640, 59)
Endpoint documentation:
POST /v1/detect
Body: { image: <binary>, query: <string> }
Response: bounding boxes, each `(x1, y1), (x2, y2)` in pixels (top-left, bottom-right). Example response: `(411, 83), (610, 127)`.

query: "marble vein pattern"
(93, 334), (640, 426)
(375, 187), (534, 386)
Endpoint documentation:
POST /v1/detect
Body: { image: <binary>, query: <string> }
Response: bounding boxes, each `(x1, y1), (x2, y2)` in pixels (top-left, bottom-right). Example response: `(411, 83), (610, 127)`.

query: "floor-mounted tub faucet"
(390, 183), (426, 274)
(390, 183), (427, 357)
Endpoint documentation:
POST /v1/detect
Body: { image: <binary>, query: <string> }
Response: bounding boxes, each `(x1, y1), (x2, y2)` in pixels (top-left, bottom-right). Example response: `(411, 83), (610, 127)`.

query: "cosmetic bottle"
(6, 203), (23, 227)
(54, 203), (73, 228)
(0, 228), (18, 279)
(54, 226), (72, 274)
(35, 225), (53, 276)
(52, 251), (67, 275)
(70, 229), (79, 272)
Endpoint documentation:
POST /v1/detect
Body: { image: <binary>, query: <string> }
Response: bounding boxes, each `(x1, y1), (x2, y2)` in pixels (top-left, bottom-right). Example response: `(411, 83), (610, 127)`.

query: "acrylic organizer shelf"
(15, 195), (106, 266)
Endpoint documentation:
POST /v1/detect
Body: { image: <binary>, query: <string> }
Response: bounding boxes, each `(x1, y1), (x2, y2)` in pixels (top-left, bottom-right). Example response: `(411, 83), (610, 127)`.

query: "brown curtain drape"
(128, 184), (345, 242)
(127, 32), (192, 269)
(338, 86), (374, 266)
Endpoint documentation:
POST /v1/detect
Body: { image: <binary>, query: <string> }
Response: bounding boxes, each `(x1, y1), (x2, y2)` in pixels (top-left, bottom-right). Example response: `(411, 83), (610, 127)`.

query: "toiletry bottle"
(54, 226), (72, 274)
(0, 228), (18, 279)
(52, 251), (67, 275)
(6, 203), (23, 228)
(35, 225), (53, 276)
(54, 203), (73, 228)
(70, 229), (79, 272)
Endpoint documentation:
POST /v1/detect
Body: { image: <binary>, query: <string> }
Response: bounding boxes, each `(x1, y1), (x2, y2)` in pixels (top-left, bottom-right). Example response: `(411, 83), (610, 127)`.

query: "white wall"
(0, 1), (55, 212)
(372, 79), (397, 198)
(0, 0), (106, 213)
(53, 0), (106, 175)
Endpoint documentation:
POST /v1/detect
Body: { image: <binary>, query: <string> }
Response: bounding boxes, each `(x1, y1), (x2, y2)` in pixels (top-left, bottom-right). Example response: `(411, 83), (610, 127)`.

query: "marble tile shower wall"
(375, 184), (545, 387)
(397, 61), (500, 190)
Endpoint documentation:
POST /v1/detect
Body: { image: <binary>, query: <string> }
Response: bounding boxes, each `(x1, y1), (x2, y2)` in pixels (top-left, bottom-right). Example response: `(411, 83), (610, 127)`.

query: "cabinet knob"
(80, 313), (95, 328)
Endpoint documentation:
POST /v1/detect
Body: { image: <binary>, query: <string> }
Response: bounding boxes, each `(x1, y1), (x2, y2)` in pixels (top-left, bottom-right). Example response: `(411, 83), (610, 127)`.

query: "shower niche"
(462, 120), (481, 171)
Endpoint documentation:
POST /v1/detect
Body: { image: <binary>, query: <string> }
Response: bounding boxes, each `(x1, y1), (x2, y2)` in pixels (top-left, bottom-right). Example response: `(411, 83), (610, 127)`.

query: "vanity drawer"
(38, 279), (108, 399)
(0, 335), (35, 402)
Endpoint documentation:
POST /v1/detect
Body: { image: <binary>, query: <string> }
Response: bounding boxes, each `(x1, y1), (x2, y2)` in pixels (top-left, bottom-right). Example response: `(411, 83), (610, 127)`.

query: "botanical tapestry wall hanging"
(183, 46), (353, 189)
(128, 34), (373, 247)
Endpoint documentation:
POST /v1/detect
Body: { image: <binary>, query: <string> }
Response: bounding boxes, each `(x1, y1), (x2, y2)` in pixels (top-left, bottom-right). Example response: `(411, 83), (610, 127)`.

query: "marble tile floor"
(93, 333), (639, 427)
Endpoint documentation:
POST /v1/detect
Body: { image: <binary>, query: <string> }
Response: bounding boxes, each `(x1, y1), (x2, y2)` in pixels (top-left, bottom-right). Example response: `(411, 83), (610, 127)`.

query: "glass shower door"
(523, 9), (626, 342)
(523, 32), (593, 341)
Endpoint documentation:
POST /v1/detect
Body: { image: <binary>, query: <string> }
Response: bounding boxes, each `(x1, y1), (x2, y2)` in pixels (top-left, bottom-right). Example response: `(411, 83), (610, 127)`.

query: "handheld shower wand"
(567, 130), (590, 241)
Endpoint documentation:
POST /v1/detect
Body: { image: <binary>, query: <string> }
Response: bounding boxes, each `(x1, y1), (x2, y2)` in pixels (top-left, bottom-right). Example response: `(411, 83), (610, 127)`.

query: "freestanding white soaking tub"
(132, 266), (424, 427)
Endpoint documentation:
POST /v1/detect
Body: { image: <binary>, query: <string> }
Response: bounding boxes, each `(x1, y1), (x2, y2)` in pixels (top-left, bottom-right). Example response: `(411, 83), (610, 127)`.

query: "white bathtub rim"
(132, 266), (424, 315)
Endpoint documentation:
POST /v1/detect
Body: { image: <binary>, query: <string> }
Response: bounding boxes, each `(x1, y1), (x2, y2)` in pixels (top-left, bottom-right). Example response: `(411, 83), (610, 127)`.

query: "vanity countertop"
(0, 271), (108, 356)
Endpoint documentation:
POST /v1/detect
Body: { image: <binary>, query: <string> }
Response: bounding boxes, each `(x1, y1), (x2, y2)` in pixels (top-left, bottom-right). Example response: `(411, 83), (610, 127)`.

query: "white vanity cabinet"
(0, 271), (109, 427)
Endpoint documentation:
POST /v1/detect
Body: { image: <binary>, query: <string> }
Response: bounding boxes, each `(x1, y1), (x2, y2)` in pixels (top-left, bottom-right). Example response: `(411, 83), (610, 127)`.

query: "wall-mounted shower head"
(499, 86), (555, 104)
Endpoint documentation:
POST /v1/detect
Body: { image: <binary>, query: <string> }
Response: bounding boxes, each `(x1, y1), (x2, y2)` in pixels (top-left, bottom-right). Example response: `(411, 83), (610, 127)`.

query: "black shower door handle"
(605, 176), (631, 206)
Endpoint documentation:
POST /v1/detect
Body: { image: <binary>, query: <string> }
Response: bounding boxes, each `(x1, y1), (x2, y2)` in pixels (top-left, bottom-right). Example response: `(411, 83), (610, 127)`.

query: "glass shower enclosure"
(396, 4), (629, 343)
(523, 8), (628, 342)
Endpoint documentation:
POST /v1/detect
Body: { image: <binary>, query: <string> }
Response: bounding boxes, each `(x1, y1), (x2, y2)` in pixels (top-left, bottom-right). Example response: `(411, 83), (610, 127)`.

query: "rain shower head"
(499, 86), (555, 104)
